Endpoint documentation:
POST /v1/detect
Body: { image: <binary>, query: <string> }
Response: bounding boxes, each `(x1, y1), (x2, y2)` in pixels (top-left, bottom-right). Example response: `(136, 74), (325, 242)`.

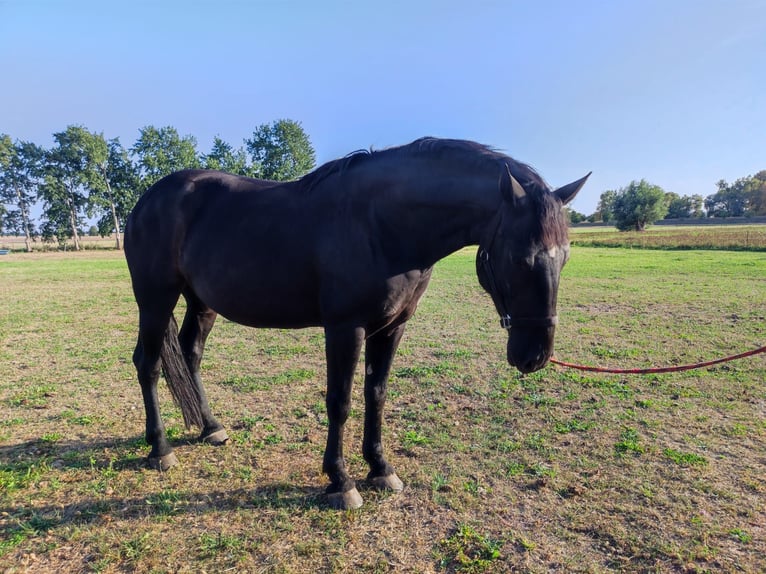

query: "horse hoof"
(326, 488), (363, 510)
(148, 452), (178, 471)
(201, 428), (229, 445)
(369, 473), (404, 492)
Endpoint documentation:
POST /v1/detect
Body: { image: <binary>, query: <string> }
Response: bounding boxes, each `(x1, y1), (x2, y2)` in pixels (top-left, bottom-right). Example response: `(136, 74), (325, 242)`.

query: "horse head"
(477, 167), (590, 373)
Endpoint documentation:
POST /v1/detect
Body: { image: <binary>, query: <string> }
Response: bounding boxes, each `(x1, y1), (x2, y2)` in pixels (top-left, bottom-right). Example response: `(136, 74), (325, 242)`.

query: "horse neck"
(362, 166), (502, 267)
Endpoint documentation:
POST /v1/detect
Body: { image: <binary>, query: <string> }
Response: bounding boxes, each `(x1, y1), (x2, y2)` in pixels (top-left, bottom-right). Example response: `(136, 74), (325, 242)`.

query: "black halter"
(478, 214), (559, 331)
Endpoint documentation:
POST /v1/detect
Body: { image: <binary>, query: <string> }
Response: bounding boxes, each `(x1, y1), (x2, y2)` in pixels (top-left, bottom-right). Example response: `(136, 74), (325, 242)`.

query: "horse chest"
(378, 269), (433, 321)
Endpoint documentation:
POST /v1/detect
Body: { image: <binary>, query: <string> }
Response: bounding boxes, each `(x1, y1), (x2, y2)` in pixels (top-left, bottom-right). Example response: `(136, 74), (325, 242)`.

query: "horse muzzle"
(506, 326), (556, 374)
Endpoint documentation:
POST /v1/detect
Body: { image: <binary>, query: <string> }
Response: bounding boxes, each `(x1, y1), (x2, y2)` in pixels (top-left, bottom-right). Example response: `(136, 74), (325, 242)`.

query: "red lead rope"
(549, 344), (766, 374)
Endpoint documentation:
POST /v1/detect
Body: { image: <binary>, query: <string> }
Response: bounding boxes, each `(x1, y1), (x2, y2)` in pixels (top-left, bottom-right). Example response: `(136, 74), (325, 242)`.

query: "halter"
(478, 213), (559, 331)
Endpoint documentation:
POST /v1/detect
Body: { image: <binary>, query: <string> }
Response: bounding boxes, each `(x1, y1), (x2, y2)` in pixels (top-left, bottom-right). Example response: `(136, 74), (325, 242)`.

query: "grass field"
(0, 243), (764, 573)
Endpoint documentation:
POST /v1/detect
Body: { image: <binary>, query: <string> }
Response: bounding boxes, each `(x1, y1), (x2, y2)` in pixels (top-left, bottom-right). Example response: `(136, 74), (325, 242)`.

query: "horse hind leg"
(178, 288), (228, 445)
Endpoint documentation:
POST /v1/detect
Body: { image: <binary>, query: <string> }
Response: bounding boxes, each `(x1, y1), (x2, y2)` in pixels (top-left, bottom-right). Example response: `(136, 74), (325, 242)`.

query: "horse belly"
(181, 253), (322, 329)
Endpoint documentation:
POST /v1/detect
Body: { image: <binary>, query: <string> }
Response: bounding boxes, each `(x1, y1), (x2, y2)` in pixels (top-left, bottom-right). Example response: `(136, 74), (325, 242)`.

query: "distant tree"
(750, 170), (766, 215)
(84, 134), (139, 249)
(664, 192), (682, 219)
(132, 126), (200, 191)
(39, 126), (93, 249)
(595, 189), (618, 223)
(612, 179), (669, 231)
(245, 119), (316, 181)
(202, 136), (250, 175)
(687, 194), (706, 218)
(665, 192), (705, 219)
(705, 178), (751, 217)
(565, 207), (587, 224)
(0, 135), (43, 251)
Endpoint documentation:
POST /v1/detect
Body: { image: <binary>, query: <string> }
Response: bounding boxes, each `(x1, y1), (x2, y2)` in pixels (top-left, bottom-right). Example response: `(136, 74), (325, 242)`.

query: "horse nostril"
(520, 354), (549, 374)
(520, 360), (537, 374)
(507, 336), (552, 373)
(508, 353), (542, 373)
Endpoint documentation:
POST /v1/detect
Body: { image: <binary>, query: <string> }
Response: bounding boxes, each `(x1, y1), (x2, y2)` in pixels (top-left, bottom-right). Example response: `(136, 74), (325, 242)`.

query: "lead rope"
(550, 344), (766, 374)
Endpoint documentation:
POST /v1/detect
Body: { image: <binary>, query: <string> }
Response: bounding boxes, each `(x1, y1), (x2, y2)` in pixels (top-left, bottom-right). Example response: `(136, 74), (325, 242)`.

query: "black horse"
(124, 137), (589, 509)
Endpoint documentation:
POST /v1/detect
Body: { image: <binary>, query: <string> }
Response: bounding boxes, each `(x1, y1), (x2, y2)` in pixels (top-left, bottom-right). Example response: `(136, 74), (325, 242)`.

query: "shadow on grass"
(1, 436), (148, 472)
(2, 483), (327, 529)
(1, 435), (335, 549)
(1, 439), (330, 557)
(0, 482), (329, 561)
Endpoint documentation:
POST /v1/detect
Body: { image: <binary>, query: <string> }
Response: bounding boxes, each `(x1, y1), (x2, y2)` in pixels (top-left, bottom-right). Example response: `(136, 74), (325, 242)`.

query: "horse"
(123, 137), (589, 509)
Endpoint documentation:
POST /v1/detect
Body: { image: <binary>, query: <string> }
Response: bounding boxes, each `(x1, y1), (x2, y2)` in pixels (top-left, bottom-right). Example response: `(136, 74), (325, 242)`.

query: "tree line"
(569, 172), (766, 231)
(0, 119), (316, 251)
(5, 121), (763, 247)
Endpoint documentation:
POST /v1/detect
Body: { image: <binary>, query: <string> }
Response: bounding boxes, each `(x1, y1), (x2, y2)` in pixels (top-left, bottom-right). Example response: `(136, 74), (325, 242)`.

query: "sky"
(1, 0), (764, 215)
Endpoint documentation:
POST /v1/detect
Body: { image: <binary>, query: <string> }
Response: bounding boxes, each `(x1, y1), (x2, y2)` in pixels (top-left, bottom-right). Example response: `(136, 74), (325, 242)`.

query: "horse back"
(124, 169), (433, 331)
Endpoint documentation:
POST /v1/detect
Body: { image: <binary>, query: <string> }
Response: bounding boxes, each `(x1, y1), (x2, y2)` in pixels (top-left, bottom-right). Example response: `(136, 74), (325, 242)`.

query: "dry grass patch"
(571, 224), (766, 251)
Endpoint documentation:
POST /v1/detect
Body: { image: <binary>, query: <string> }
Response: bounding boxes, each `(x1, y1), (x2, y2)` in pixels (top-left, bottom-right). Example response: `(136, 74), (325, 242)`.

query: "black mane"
(404, 137), (550, 195)
(300, 137), (551, 197)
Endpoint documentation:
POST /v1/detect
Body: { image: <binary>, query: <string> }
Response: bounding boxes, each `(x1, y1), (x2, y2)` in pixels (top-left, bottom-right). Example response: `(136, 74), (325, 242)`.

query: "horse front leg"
(178, 292), (228, 445)
(322, 324), (365, 509)
(363, 324), (406, 492)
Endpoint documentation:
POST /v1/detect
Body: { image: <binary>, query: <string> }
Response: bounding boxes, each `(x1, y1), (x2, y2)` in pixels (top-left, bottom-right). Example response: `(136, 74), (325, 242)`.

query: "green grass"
(614, 428), (644, 456)
(663, 448), (708, 467)
(0, 235), (764, 572)
(438, 523), (503, 572)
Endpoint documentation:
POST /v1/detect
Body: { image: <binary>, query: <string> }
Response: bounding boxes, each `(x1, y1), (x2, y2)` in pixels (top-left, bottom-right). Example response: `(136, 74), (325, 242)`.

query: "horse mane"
(404, 137), (551, 196)
(299, 148), (372, 191)
(298, 137), (566, 245)
(401, 139), (568, 247)
(299, 137), (550, 197)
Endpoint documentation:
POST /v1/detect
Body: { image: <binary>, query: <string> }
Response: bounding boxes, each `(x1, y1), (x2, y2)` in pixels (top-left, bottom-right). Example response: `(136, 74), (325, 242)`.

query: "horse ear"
(511, 173), (526, 200)
(554, 172), (591, 206)
(500, 165), (526, 202)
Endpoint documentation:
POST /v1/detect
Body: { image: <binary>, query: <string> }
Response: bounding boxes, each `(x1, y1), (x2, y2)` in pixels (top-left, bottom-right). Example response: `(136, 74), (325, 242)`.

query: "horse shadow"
(0, 435), (333, 535)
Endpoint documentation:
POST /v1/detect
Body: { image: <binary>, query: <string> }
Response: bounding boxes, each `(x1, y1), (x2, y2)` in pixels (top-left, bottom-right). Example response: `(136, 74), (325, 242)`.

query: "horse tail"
(160, 315), (205, 430)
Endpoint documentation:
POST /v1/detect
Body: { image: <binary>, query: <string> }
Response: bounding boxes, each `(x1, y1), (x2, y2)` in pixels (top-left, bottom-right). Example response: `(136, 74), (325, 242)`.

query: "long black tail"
(160, 315), (205, 429)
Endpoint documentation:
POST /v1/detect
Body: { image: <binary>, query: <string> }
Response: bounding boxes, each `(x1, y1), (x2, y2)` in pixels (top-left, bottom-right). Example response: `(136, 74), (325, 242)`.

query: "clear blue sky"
(2, 0), (764, 214)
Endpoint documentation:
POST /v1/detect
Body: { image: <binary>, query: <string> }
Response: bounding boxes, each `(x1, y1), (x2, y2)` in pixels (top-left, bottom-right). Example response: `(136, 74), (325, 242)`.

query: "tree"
(705, 178), (751, 217)
(565, 207), (587, 224)
(612, 179), (669, 231)
(686, 194), (706, 218)
(85, 135), (139, 249)
(39, 126), (93, 249)
(749, 170), (766, 215)
(131, 126), (200, 191)
(665, 192), (705, 219)
(245, 119), (316, 181)
(709, 172), (766, 217)
(202, 136), (250, 175)
(0, 135), (43, 251)
(595, 189), (618, 223)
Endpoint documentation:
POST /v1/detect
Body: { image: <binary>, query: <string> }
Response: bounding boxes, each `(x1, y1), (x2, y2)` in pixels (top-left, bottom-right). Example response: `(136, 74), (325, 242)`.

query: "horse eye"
(512, 255), (535, 268)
